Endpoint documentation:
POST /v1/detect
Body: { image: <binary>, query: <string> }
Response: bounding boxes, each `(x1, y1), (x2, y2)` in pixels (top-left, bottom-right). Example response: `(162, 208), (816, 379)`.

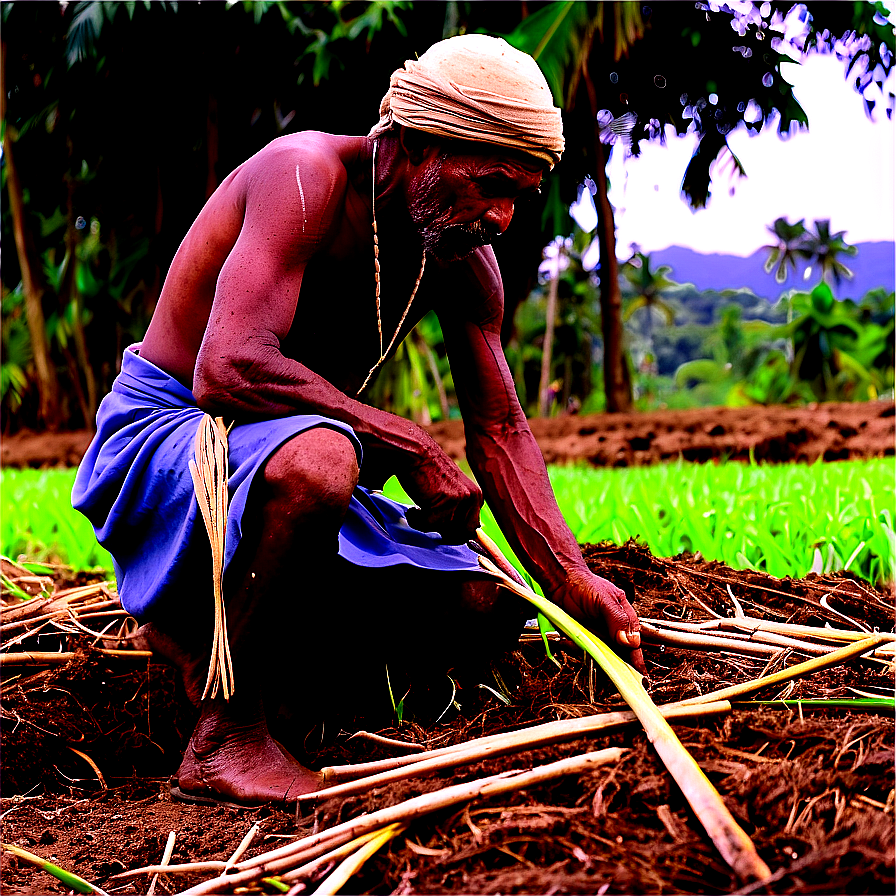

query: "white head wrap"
(369, 34), (564, 168)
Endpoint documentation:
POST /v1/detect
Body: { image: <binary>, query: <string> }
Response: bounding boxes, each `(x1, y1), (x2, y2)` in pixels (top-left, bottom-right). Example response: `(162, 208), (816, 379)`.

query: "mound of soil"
(426, 399), (895, 467)
(2, 400), (894, 469)
(2, 543), (893, 895)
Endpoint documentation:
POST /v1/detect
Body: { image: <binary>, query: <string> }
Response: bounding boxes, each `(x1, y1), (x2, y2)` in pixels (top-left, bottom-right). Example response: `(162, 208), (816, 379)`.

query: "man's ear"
(398, 126), (440, 165)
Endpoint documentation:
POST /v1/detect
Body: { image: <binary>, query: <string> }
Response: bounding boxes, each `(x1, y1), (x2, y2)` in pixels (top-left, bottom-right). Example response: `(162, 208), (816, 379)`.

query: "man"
(73, 34), (643, 807)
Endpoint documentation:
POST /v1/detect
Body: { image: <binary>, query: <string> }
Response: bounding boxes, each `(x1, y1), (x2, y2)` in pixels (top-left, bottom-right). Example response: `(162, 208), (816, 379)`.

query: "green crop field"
(2, 458), (894, 585)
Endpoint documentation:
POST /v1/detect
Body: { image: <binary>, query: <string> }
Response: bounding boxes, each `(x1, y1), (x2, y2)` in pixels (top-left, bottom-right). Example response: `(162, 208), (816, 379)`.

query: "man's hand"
(549, 567), (646, 674)
(401, 448), (483, 544)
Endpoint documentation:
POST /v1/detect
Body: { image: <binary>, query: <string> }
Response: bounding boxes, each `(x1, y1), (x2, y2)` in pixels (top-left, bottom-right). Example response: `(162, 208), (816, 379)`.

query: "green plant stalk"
(2, 843), (106, 895)
(476, 537), (771, 884)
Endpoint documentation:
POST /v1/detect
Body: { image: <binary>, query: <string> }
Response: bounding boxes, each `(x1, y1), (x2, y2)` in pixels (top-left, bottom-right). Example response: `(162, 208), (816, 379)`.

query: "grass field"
(2, 458), (894, 584)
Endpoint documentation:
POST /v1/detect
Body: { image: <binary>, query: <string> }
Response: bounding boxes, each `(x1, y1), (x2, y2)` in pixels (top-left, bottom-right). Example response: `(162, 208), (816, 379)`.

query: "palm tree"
(762, 217), (811, 284)
(801, 220), (857, 289)
(621, 253), (677, 357)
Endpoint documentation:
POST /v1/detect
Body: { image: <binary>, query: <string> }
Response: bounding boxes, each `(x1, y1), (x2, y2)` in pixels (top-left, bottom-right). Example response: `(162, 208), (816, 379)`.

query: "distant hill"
(641, 241), (895, 301)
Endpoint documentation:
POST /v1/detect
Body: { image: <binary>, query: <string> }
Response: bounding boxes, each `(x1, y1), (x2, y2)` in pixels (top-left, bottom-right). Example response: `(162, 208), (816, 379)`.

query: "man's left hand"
(549, 567), (646, 674)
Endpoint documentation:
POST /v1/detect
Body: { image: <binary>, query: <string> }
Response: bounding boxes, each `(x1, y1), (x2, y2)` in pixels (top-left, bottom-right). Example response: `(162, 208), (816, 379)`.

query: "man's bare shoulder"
(238, 132), (365, 198)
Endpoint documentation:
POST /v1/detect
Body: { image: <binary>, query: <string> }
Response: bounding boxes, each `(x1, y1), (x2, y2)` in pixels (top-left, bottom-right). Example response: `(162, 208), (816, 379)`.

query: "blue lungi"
(72, 346), (482, 621)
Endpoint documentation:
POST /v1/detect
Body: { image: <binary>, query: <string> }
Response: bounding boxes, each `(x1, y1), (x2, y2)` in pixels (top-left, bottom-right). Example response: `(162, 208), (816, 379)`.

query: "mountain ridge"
(639, 240), (894, 301)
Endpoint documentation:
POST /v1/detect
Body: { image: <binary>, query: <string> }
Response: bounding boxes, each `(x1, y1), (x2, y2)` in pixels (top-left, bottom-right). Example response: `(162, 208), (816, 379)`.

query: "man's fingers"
(616, 629), (641, 649)
(599, 586), (639, 634)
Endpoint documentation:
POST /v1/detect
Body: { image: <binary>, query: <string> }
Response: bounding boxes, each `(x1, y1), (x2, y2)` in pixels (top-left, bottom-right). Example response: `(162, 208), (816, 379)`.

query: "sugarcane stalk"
(645, 615), (880, 642)
(641, 621), (872, 658)
(307, 701), (730, 801)
(146, 831), (176, 896)
(224, 823), (260, 872)
(320, 699), (729, 784)
(640, 622), (784, 658)
(475, 531), (771, 885)
(674, 634), (893, 707)
(311, 823), (406, 896)
(277, 826), (406, 885)
(1, 649), (153, 666)
(180, 748), (624, 895)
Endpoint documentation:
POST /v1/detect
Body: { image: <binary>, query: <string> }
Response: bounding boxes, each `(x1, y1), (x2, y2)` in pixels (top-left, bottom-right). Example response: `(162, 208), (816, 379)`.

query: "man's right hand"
(401, 447), (483, 544)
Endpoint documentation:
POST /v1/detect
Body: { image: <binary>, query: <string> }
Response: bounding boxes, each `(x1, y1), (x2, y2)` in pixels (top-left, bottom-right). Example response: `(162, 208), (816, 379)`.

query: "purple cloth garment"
(72, 346), (482, 620)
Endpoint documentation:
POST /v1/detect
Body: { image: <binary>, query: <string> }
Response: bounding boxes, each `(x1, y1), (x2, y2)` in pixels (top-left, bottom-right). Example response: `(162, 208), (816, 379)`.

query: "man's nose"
(483, 199), (515, 235)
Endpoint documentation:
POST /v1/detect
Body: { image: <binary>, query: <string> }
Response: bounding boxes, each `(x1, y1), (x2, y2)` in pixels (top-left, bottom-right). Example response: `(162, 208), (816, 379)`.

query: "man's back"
(140, 132), (368, 392)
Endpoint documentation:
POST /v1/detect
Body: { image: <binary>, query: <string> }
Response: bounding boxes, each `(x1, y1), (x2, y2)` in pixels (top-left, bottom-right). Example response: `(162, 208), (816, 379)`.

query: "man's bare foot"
(172, 702), (322, 807)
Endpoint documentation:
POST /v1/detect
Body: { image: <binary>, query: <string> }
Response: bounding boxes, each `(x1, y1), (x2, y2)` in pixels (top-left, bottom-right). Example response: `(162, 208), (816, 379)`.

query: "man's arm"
(437, 249), (644, 670)
(192, 144), (481, 537)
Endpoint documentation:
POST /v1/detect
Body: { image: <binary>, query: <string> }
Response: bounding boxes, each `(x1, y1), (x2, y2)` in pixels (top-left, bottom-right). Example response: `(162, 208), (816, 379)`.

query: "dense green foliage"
(1, 468), (113, 570)
(512, 230), (895, 416)
(4, 458), (893, 585)
(3, 2), (893, 427)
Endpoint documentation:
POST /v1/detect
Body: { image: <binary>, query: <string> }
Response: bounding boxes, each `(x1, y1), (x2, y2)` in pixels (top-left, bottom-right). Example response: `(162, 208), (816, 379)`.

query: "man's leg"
(144, 426), (360, 805)
(262, 561), (529, 740)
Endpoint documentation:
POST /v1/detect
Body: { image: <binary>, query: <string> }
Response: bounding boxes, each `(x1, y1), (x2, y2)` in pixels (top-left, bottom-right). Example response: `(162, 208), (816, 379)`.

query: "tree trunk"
(1, 40), (60, 428)
(592, 140), (632, 413)
(60, 180), (98, 428)
(538, 245), (562, 416)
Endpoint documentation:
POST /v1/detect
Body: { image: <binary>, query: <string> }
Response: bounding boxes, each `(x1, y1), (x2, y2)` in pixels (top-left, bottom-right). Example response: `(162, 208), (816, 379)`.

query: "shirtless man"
(73, 34), (644, 807)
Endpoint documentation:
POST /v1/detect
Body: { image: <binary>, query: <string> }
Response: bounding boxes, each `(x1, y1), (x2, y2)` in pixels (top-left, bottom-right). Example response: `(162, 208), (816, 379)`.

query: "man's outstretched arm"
(438, 251), (645, 672)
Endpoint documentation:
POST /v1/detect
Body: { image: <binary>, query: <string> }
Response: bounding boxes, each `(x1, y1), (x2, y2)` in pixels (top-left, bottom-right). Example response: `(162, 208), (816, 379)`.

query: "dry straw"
(188, 414), (235, 701)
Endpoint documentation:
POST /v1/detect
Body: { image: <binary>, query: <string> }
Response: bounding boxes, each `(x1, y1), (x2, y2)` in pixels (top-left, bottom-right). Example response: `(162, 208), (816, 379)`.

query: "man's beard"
(408, 159), (500, 262)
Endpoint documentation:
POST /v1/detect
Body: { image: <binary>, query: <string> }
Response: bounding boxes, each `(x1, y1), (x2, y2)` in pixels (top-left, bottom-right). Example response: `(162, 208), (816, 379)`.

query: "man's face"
(407, 148), (544, 262)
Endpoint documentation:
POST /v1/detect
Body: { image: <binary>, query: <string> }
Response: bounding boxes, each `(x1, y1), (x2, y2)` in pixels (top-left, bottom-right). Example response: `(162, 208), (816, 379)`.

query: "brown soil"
(2, 544), (893, 895)
(426, 400), (895, 467)
(2, 400), (894, 469)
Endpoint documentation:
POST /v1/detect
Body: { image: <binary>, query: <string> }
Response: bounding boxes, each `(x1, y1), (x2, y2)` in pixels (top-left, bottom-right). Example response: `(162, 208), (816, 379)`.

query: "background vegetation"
(4, 457), (893, 584)
(3, 1), (894, 430)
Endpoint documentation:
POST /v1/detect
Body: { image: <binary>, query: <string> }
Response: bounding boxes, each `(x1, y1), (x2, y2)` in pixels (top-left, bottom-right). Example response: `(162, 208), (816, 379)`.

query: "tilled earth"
(1, 543), (893, 895)
(3, 399), (894, 469)
(425, 399), (895, 467)
(2, 401), (894, 894)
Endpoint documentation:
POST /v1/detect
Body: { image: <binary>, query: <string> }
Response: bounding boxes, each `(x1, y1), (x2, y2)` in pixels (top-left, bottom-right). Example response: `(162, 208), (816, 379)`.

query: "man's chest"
(282, 247), (436, 394)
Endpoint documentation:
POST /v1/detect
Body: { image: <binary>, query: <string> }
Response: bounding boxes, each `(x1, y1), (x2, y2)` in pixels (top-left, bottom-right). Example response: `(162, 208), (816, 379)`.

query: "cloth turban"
(369, 34), (564, 169)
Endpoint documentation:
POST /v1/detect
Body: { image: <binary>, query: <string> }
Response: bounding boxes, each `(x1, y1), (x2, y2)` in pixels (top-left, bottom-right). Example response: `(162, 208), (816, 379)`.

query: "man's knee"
(262, 427), (359, 520)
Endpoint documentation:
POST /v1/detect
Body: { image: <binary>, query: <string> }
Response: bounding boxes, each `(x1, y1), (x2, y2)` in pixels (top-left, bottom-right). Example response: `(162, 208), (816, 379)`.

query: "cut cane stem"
(674, 634), (894, 707)
(146, 831), (176, 896)
(309, 701), (730, 801)
(311, 823), (406, 895)
(179, 748), (624, 895)
(278, 827), (401, 885)
(474, 531), (771, 885)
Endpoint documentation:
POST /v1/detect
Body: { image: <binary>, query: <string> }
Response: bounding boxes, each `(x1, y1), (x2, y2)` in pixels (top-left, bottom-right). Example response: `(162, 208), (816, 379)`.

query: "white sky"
(598, 53), (895, 258)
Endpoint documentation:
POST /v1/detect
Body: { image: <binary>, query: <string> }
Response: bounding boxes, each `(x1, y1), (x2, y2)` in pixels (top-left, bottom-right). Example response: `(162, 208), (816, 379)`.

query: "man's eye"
(479, 178), (512, 198)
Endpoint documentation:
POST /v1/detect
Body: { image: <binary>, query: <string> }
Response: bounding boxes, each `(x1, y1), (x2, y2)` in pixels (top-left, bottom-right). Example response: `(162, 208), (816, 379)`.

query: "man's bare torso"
(140, 133), (443, 399)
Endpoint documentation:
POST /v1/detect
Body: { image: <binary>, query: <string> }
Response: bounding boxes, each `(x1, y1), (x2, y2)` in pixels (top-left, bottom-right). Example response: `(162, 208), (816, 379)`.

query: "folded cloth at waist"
(72, 345), (483, 620)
